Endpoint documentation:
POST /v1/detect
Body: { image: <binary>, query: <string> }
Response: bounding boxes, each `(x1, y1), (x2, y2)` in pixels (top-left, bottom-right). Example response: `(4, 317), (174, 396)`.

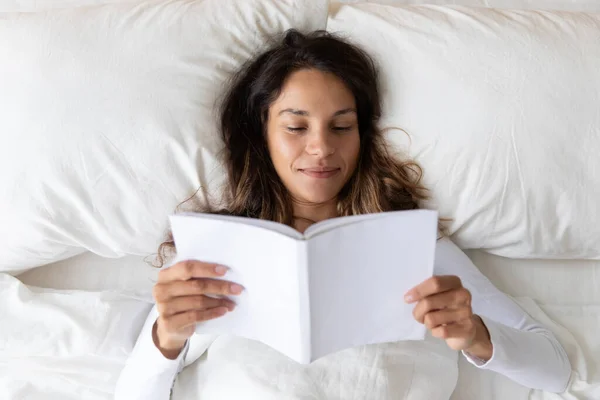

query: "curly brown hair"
(155, 29), (431, 268)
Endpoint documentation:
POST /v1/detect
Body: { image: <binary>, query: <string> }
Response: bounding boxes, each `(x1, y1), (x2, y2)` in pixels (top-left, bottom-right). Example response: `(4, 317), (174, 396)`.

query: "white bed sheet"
(454, 251), (600, 400)
(16, 252), (158, 294)
(4, 251), (599, 400)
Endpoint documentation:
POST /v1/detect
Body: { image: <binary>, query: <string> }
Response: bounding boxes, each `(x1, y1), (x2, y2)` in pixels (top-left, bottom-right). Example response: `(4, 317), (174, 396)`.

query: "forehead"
(270, 69), (355, 115)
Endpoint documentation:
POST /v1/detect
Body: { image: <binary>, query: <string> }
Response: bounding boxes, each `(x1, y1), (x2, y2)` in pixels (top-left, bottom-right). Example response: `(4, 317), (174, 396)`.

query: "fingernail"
(215, 265), (228, 275)
(217, 307), (228, 315)
(226, 302), (236, 312)
(404, 293), (414, 303)
(230, 284), (244, 294)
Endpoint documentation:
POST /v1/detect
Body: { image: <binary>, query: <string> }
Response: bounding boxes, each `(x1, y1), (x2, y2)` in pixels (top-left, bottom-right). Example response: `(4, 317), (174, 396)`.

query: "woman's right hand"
(152, 260), (242, 359)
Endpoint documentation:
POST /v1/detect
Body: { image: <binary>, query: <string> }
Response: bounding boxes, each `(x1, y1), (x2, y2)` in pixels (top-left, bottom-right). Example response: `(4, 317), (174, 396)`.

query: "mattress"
(4, 251), (599, 399)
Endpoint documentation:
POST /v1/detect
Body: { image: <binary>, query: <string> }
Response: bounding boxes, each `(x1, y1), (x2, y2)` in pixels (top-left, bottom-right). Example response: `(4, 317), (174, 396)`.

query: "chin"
(298, 190), (340, 205)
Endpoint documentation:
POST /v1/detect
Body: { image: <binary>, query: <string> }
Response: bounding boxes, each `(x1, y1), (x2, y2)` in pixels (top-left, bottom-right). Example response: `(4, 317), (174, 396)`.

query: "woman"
(115, 30), (571, 399)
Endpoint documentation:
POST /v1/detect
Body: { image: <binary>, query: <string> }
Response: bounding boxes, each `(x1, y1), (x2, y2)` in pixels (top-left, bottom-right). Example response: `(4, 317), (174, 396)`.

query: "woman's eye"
(286, 127), (305, 132)
(333, 126), (352, 132)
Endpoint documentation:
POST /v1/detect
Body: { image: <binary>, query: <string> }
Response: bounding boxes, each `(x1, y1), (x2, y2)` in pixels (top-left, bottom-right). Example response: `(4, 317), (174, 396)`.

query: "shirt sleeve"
(434, 238), (572, 393)
(114, 305), (188, 400)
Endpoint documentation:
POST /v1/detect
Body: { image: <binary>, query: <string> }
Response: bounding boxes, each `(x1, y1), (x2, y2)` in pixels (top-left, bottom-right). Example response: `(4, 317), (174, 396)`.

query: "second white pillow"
(328, 4), (600, 259)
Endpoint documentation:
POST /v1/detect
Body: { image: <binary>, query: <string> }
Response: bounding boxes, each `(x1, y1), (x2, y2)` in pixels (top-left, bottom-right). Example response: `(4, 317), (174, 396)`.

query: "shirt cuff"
(461, 316), (504, 369)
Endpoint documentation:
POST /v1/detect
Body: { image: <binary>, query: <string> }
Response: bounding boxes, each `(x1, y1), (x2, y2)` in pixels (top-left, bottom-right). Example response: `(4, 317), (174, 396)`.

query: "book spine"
(297, 240), (311, 364)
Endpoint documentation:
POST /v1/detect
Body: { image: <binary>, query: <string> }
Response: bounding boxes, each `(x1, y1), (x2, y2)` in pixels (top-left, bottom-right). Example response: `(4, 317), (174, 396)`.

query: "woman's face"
(266, 69), (360, 205)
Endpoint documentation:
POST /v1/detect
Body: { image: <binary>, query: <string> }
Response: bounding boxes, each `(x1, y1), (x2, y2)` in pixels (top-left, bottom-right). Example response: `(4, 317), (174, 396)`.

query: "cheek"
(268, 132), (303, 171)
(343, 133), (361, 171)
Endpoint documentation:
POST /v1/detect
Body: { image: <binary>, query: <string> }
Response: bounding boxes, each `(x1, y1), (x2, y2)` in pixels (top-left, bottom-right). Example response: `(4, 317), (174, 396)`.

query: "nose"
(305, 128), (335, 157)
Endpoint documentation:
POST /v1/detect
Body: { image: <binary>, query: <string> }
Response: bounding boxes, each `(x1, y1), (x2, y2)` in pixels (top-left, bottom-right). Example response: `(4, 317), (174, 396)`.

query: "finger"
(412, 288), (471, 323)
(157, 295), (236, 317)
(405, 275), (462, 303)
(423, 307), (473, 329)
(158, 260), (228, 283)
(412, 291), (454, 323)
(160, 307), (229, 333)
(154, 278), (244, 301)
(431, 318), (475, 340)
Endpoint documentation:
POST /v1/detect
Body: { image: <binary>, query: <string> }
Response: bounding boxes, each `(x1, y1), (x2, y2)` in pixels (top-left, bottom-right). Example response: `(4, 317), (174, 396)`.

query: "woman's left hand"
(404, 275), (493, 360)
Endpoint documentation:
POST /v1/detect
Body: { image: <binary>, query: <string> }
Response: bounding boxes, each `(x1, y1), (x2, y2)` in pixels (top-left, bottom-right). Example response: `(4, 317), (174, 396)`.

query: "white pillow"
(328, 4), (600, 259)
(0, 0), (329, 272)
(4, 0), (599, 13)
(337, 0), (600, 13)
(0, 0), (142, 12)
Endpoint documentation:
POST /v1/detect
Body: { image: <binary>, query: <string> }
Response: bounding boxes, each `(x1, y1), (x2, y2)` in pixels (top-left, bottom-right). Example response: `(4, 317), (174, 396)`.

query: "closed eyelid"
(330, 120), (357, 128)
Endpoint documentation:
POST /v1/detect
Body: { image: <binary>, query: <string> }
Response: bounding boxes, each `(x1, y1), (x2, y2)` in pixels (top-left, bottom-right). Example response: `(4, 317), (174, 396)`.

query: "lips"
(298, 167), (341, 179)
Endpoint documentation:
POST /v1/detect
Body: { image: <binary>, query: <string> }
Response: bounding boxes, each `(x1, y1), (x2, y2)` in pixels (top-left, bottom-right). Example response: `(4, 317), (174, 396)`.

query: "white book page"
(303, 211), (390, 238)
(177, 212), (303, 239)
(169, 215), (308, 363)
(307, 210), (438, 361)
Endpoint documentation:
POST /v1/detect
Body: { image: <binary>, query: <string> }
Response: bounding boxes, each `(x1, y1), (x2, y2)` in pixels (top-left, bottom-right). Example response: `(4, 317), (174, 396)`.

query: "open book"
(169, 209), (438, 364)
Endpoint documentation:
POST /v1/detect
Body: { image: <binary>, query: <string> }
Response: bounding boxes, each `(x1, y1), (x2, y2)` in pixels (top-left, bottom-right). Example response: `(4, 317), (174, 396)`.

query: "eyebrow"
(278, 108), (357, 117)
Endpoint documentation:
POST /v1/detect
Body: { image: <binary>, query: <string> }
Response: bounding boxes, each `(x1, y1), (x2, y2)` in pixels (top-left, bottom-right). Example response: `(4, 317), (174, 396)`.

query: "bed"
(3, 252), (597, 399)
(1, 0), (599, 399)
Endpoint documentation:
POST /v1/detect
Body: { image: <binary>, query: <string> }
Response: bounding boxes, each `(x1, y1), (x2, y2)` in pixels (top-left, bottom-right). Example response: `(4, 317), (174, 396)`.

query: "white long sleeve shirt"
(114, 238), (571, 399)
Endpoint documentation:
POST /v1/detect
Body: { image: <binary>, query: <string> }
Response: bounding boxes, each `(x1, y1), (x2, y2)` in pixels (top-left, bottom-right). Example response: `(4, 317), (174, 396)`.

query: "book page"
(176, 212), (303, 239)
(307, 210), (437, 361)
(303, 212), (390, 238)
(169, 215), (308, 363)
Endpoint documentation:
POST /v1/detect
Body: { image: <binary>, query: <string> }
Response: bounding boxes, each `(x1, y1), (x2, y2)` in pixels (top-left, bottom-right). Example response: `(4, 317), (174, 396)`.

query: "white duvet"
(2, 253), (598, 400)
